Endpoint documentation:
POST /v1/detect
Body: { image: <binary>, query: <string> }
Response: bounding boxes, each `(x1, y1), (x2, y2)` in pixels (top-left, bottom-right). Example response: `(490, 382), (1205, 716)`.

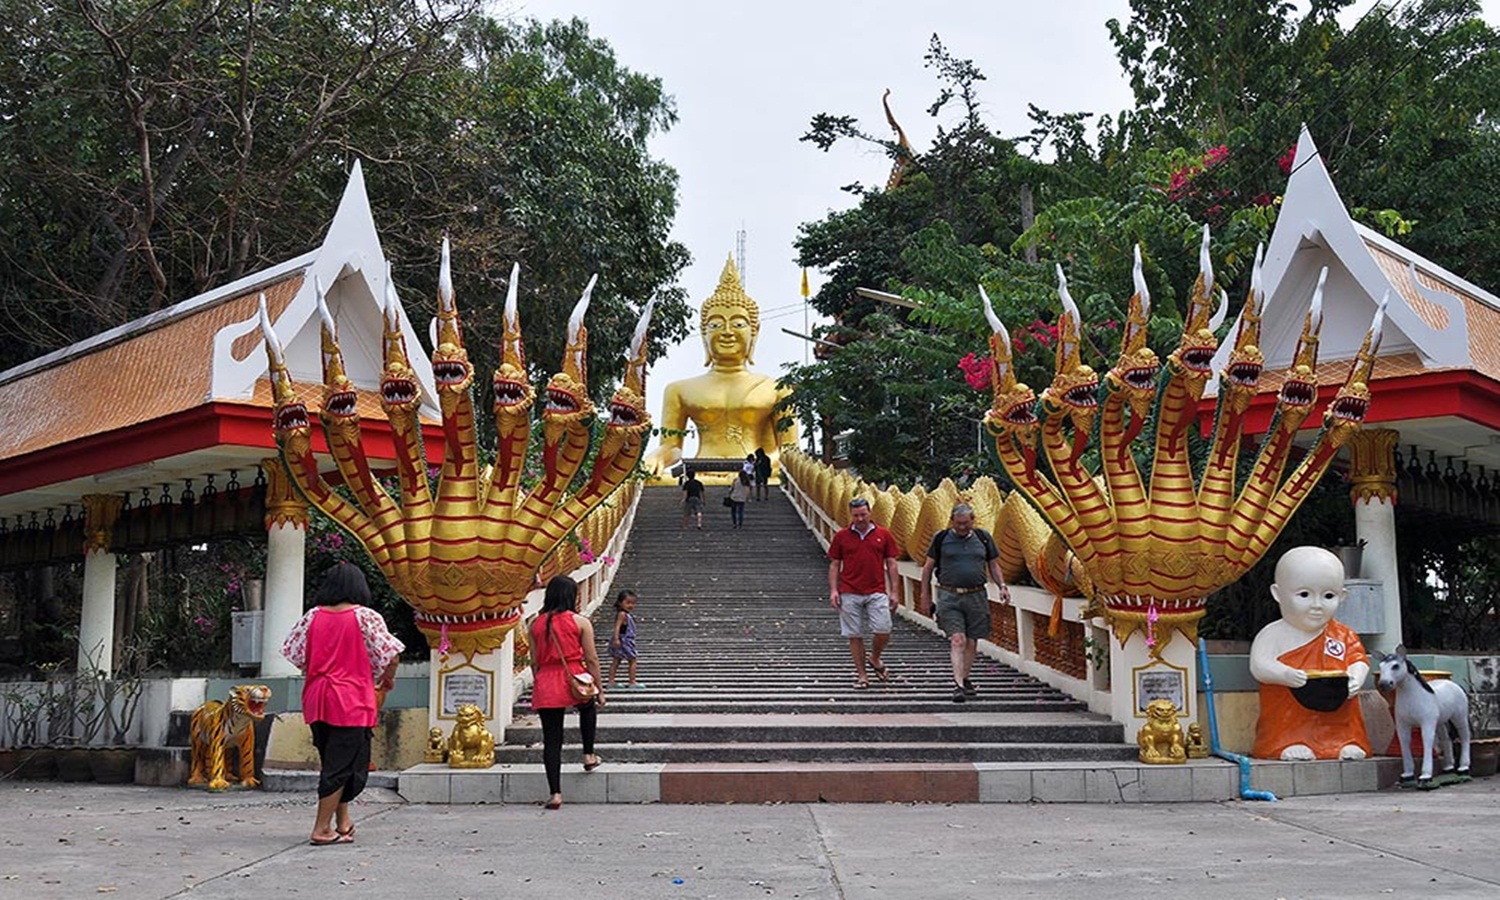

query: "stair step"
(503, 484), (1130, 784)
(491, 742), (1139, 763)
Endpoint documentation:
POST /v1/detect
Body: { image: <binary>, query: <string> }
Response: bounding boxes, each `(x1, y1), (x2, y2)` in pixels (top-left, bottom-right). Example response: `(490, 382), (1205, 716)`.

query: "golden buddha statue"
(652, 256), (797, 475)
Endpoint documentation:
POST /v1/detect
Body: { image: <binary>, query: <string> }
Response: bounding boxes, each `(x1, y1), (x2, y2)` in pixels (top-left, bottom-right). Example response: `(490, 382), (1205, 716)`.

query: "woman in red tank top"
(281, 563), (404, 845)
(529, 576), (606, 810)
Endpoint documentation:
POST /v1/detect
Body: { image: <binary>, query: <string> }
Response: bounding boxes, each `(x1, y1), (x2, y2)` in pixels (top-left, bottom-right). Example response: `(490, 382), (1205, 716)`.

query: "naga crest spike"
(563, 274), (597, 387)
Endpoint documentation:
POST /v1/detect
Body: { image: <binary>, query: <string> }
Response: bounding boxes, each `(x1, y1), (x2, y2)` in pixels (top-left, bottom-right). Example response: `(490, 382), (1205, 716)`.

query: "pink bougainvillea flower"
(956, 352), (993, 391)
(1203, 144), (1230, 167)
(1252, 191), (1274, 207)
(1279, 144), (1297, 175)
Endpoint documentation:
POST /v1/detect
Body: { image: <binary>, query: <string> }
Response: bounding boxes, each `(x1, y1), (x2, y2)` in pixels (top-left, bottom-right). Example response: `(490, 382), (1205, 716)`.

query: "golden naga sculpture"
(652, 257), (797, 473)
(446, 703), (496, 768)
(188, 684), (271, 791)
(983, 227), (1387, 654)
(260, 241), (654, 655)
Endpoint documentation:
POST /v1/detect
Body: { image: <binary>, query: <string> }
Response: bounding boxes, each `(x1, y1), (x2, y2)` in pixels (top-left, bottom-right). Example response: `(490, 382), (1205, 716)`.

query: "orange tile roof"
(1368, 243), (1451, 331)
(0, 278), (301, 460)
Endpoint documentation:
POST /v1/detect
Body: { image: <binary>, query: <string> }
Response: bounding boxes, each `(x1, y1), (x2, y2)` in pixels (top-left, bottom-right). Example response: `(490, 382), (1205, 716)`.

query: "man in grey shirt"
(918, 504), (1009, 703)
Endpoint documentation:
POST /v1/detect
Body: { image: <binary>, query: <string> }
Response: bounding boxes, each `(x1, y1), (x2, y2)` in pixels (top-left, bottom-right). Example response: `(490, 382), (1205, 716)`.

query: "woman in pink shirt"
(282, 563), (404, 845)
(529, 575), (605, 810)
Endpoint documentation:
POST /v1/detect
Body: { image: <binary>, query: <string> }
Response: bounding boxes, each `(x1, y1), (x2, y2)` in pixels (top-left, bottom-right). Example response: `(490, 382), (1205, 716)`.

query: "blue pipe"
(1198, 637), (1277, 802)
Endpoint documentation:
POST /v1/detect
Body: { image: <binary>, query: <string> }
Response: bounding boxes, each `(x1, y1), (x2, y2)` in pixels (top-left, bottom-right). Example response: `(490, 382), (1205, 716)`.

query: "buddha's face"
(702, 306), (756, 366)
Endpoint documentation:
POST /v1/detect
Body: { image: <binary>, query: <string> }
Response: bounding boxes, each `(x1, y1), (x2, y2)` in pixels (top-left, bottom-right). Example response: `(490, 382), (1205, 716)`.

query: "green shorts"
(935, 589), (991, 640)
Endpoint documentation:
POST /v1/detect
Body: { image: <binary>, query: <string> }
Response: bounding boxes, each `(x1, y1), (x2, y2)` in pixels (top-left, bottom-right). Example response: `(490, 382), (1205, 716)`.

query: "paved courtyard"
(2, 778), (1498, 899)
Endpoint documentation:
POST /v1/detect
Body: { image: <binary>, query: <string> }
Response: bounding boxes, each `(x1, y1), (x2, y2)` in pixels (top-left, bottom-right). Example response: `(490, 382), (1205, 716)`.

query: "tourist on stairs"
(919, 504), (1009, 703)
(827, 497), (900, 689)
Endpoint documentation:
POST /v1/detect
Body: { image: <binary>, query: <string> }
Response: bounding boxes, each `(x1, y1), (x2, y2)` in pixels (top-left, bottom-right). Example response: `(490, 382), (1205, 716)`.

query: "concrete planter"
(89, 747), (138, 784)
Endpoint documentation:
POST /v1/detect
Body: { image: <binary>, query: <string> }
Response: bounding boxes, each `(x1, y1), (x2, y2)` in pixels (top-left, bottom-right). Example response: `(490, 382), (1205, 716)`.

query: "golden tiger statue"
(1137, 698), (1187, 765)
(189, 684), (272, 791)
(446, 703), (495, 769)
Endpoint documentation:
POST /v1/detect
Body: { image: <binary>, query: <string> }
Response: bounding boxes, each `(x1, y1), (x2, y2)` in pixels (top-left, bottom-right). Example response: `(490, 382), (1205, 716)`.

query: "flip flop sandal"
(310, 833), (354, 846)
(336, 824), (356, 839)
(853, 678), (870, 689)
(869, 662), (889, 681)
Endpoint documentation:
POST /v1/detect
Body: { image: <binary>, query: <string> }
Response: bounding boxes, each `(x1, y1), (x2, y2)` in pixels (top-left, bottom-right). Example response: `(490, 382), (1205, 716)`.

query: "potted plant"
(88, 670), (144, 783)
(0, 682), (55, 780)
(1469, 692), (1500, 777)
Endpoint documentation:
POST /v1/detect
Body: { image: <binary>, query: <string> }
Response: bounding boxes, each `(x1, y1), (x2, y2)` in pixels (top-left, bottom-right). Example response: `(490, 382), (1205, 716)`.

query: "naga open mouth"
(1064, 383), (1099, 407)
(1124, 365), (1159, 390)
(276, 404), (309, 431)
(382, 378), (417, 405)
(608, 401), (643, 427)
(434, 360), (469, 385)
(324, 390), (357, 418)
(493, 379), (530, 408)
(1227, 361), (1263, 388)
(1280, 379), (1315, 406)
(997, 402), (1038, 426)
(546, 388), (581, 414)
(1181, 347), (1216, 372)
(1330, 394), (1368, 421)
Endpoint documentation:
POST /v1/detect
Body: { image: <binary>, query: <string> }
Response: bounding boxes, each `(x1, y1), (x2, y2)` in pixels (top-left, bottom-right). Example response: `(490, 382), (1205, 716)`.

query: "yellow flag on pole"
(800, 268), (810, 298)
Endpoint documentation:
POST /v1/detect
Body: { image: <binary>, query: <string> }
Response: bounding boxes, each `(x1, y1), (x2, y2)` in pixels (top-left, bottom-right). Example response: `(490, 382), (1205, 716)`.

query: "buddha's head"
(701, 256), (759, 368)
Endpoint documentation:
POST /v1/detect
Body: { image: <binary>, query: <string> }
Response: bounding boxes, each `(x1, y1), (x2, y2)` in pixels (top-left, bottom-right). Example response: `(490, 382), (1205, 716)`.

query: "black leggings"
(538, 701), (597, 794)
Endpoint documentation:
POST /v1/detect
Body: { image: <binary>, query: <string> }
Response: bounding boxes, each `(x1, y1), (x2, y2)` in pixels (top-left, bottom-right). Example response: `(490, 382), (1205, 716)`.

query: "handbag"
(722, 495), (734, 507)
(546, 614), (598, 703)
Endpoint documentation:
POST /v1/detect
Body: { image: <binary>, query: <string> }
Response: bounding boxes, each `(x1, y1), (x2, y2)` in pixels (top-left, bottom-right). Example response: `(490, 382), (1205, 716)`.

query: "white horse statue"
(1376, 645), (1471, 787)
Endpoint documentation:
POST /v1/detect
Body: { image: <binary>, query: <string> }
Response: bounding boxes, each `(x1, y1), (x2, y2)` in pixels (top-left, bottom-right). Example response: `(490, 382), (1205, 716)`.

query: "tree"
(1108, 0), (1500, 285)
(0, 2), (690, 395)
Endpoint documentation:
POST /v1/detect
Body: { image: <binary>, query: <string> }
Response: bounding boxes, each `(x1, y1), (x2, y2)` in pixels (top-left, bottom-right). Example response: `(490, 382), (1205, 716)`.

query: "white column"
(260, 521), (307, 676)
(77, 494), (125, 674)
(258, 460), (309, 676)
(1349, 429), (1402, 656)
(78, 549), (118, 673)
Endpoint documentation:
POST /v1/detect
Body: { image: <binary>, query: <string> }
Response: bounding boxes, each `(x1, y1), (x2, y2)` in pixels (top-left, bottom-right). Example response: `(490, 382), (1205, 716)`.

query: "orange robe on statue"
(1251, 620), (1372, 760)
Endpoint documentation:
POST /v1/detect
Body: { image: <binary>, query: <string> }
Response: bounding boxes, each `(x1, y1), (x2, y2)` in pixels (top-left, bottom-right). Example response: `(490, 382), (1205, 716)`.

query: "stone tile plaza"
(3, 3), (1500, 898)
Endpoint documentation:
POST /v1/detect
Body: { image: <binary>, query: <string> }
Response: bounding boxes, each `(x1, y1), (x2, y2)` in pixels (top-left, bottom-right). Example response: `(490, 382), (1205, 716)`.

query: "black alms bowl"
(1290, 670), (1349, 712)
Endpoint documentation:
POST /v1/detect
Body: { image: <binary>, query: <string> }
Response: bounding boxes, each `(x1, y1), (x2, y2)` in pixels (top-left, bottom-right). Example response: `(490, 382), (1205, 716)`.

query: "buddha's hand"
(646, 444), (683, 475)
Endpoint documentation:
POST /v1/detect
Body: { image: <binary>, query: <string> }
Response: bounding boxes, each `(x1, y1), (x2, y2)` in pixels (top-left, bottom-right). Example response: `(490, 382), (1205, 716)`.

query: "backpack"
(926, 527), (998, 583)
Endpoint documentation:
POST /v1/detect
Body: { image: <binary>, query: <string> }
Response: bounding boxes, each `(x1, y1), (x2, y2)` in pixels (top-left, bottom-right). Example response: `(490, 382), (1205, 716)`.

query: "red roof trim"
(0, 403), (447, 496)
(1198, 370), (1500, 436)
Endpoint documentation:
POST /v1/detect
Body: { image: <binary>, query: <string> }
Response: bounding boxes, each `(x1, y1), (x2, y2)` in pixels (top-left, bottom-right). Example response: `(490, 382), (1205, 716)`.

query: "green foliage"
(790, 5), (1500, 640)
(0, 2), (690, 400)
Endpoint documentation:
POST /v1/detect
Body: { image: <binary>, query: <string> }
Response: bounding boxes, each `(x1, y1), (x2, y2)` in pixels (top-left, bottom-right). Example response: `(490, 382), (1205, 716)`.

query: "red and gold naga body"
(260, 244), (654, 655)
(984, 229), (1386, 653)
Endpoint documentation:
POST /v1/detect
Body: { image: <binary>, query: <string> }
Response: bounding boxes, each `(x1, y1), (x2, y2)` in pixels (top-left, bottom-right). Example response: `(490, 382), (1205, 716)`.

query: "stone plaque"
(1134, 665), (1186, 717)
(440, 668), (493, 718)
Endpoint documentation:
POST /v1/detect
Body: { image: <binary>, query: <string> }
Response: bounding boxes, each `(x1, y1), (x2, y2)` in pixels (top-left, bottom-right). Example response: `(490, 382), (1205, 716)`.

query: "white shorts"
(838, 592), (892, 637)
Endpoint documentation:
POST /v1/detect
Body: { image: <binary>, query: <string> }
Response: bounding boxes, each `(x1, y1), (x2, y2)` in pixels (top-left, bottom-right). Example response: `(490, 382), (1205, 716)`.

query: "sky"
(511, 0), (1498, 457)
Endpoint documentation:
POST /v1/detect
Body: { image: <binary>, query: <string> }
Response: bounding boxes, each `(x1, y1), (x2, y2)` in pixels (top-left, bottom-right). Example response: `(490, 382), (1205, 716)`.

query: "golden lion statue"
(1137, 698), (1187, 764)
(446, 703), (495, 768)
(189, 684), (272, 790)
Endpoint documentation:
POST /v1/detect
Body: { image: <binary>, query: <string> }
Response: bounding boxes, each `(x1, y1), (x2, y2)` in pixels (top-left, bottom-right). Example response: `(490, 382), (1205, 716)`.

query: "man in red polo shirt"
(828, 497), (901, 688)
